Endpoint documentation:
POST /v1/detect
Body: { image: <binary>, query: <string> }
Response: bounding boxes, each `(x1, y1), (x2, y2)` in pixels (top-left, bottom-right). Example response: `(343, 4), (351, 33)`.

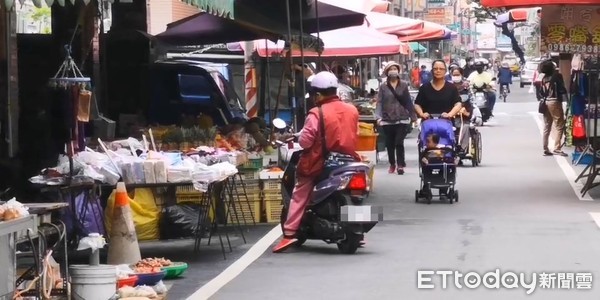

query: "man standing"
(273, 71), (361, 253)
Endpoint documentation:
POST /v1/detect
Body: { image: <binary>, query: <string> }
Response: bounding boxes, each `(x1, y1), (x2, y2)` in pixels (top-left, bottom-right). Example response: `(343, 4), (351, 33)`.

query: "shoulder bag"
(538, 78), (550, 114)
(386, 82), (411, 119)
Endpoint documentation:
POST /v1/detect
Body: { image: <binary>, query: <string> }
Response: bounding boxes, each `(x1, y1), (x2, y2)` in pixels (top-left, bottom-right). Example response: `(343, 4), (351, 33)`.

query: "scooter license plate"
(340, 205), (383, 222)
(475, 92), (484, 97)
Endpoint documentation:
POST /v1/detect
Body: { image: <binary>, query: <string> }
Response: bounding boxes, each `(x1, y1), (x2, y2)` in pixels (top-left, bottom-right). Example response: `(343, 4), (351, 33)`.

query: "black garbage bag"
(160, 204), (210, 239)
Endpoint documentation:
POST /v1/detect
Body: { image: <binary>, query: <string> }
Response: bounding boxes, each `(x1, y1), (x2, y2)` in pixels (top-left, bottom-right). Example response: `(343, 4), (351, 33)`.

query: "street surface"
(180, 81), (600, 300)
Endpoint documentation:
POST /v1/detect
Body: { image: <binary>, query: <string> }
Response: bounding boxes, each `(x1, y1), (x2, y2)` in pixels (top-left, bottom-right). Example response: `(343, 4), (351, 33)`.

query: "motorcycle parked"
(271, 118), (381, 254)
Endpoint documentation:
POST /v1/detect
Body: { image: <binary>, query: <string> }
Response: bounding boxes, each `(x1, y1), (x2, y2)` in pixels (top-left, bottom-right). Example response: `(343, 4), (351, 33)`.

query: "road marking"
(186, 225), (282, 300)
(589, 212), (600, 228)
(529, 112), (593, 201)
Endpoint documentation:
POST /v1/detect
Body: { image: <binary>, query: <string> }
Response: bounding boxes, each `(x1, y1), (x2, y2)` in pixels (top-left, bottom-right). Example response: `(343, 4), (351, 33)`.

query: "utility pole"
(411, 0), (415, 19)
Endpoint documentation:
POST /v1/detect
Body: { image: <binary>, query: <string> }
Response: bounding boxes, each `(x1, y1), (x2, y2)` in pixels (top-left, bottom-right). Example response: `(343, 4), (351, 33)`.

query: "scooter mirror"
(272, 118), (287, 129)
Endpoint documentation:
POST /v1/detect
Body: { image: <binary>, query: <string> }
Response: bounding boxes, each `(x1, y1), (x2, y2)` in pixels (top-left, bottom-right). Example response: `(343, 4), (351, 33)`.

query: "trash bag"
(159, 204), (209, 239)
(61, 191), (105, 237)
(105, 188), (160, 241)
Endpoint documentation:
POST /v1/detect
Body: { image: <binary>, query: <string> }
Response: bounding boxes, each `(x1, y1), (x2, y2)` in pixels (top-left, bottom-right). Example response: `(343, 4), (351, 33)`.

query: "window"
(178, 74), (212, 104)
(213, 73), (244, 112)
(15, 3), (52, 34)
(525, 62), (539, 70)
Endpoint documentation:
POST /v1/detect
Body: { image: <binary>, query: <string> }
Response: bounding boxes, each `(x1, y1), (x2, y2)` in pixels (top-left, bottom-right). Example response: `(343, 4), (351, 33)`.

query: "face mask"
(452, 76), (462, 83)
(477, 69), (483, 74)
(387, 70), (400, 78)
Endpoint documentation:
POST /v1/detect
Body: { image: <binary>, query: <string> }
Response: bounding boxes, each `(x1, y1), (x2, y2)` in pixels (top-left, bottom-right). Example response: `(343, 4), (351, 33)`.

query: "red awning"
(481, 0), (599, 8)
(255, 25), (408, 57)
(366, 12), (425, 36)
(397, 21), (448, 42)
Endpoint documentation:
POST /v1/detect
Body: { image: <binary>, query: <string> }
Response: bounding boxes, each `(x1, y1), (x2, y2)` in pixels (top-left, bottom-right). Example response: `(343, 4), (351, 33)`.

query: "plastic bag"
(159, 204), (209, 239)
(105, 188), (160, 241)
(61, 192), (105, 236)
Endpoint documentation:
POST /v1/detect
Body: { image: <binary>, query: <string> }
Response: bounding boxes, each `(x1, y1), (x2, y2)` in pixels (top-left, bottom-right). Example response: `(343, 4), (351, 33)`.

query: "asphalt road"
(197, 81), (600, 300)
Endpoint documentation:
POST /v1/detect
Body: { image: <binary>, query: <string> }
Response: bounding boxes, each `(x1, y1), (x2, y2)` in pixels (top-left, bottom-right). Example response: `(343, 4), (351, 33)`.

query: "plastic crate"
(263, 192), (283, 223)
(357, 134), (378, 151)
(242, 157), (263, 170)
(238, 170), (260, 180)
(227, 196), (261, 224)
(262, 179), (282, 192)
(233, 179), (260, 194)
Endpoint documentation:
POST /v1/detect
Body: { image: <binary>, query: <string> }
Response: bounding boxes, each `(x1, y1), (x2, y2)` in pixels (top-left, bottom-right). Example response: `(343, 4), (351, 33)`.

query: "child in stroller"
(415, 117), (459, 204)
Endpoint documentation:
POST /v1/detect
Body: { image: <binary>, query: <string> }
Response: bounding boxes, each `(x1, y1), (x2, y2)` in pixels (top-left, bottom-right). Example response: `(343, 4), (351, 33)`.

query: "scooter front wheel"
(337, 233), (363, 254)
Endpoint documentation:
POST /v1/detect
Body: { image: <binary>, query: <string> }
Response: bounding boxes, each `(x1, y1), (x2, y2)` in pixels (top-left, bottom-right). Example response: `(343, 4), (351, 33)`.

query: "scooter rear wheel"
(337, 233), (363, 254)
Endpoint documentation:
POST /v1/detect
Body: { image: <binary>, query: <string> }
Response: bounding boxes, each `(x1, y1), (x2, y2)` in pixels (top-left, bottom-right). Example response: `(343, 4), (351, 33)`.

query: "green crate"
(242, 157), (263, 170)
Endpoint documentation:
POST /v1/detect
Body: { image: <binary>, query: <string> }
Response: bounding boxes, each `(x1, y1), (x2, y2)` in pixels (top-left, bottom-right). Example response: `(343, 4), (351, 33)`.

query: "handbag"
(538, 78), (550, 114)
(386, 83), (411, 120)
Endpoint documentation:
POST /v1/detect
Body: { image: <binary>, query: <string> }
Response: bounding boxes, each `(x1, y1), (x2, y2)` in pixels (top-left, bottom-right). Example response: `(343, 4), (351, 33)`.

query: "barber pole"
(244, 41), (258, 118)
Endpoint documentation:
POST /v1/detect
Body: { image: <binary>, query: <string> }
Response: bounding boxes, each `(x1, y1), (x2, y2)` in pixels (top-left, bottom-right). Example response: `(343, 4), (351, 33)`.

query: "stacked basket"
(260, 171), (284, 223)
(230, 155), (263, 224)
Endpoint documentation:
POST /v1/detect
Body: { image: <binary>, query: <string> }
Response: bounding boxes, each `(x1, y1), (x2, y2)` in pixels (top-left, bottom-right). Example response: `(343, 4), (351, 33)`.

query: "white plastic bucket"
(69, 264), (117, 300)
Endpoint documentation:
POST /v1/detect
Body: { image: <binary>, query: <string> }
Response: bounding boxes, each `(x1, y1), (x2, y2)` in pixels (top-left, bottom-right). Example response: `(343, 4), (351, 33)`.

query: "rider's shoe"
(273, 236), (298, 253)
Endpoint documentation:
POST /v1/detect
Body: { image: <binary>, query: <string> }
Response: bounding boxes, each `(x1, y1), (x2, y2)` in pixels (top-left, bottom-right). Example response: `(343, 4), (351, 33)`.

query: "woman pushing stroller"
(414, 60), (462, 202)
(414, 60), (462, 126)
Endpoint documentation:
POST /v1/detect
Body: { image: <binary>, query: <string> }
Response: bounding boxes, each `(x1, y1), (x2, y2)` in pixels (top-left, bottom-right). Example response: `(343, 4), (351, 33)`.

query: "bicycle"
(501, 84), (509, 102)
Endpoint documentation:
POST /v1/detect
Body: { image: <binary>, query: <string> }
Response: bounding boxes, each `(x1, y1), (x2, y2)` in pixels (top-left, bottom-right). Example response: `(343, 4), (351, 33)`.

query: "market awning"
(494, 8), (531, 25)
(182, 0), (235, 18)
(182, 0), (365, 34)
(319, 0), (391, 13)
(410, 42), (427, 53)
(365, 12), (425, 36)
(397, 21), (450, 42)
(255, 25), (408, 58)
(156, 12), (284, 46)
(481, 0), (598, 7)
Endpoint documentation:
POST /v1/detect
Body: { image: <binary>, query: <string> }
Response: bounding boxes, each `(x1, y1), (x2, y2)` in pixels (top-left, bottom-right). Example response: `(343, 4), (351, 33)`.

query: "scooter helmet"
(310, 71), (339, 90)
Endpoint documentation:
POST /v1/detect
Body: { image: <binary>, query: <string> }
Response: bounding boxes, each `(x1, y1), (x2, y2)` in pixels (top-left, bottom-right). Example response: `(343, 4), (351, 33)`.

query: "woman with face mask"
(375, 62), (417, 175)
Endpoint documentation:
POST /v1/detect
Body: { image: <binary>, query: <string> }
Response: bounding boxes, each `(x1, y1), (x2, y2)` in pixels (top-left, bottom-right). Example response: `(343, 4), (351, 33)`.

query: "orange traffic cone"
(107, 182), (141, 265)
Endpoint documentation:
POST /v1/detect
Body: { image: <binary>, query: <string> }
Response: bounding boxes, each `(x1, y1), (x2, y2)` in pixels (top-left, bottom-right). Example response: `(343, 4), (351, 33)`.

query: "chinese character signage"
(541, 6), (600, 54)
(425, 8), (446, 25)
(406, 0), (426, 12)
(427, 0), (446, 8)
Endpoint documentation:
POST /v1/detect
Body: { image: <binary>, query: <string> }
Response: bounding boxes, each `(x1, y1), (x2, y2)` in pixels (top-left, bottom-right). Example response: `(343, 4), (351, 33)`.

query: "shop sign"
(541, 5), (600, 54)
(427, 0), (446, 8)
(425, 8), (446, 25)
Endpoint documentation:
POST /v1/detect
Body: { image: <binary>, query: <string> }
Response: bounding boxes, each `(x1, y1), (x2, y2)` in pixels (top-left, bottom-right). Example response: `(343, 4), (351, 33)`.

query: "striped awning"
(182, 0), (235, 19)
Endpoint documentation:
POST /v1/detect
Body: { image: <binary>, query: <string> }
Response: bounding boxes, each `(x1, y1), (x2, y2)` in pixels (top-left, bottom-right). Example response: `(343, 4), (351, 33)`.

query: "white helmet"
(310, 71), (338, 89)
(306, 74), (315, 83)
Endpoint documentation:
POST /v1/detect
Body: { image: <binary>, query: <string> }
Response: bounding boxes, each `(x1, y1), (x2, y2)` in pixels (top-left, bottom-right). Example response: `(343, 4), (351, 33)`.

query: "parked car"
(148, 60), (247, 126)
(519, 60), (541, 88)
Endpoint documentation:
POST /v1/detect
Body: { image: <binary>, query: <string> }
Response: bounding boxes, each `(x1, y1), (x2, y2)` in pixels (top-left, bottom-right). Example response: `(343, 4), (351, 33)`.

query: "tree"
(31, 7), (51, 34)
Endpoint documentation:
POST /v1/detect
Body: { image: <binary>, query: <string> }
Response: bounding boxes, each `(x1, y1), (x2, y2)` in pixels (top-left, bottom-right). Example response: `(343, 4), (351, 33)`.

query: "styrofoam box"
(260, 170), (284, 180)
(357, 150), (377, 164)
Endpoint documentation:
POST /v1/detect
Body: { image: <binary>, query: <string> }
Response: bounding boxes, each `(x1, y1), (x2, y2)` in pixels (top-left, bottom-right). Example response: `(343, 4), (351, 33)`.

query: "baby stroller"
(415, 116), (459, 204)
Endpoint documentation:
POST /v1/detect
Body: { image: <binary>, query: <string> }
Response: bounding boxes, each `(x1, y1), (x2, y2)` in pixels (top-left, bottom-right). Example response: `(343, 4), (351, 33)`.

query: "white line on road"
(529, 111), (593, 201)
(186, 225), (282, 300)
(589, 213), (600, 229)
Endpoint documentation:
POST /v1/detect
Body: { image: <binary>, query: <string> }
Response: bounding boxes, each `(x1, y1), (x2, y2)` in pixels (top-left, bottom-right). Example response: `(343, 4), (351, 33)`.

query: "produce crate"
(175, 186), (204, 204)
(262, 179), (282, 192)
(241, 156), (263, 170)
(233, 179), (260, 195)
(263, 192), (283, 223)
(227, 193), (261, 224)
(238, 170), (260, 180)
(356, 134), (378, 151)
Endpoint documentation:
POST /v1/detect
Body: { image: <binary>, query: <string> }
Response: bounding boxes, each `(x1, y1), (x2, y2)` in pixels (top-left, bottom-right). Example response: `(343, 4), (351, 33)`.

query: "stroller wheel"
(455, 190), (459, 202)
(415, 190), (420, 202)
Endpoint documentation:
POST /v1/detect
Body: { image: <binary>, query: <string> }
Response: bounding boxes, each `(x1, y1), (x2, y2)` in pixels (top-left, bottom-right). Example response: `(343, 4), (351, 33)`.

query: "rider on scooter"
(467, 60), (496, 116)
(273, 71), (361, 253)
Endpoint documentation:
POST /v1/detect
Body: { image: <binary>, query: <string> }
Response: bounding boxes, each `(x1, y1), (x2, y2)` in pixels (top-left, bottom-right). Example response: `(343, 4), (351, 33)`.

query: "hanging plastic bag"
(573, 115), (586, 139)
(105, 188), (160, 241)
(528, 84), (535, 94)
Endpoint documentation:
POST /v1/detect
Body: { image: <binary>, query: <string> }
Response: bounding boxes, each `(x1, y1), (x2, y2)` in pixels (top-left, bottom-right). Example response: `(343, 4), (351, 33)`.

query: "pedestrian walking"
(375, 62), (417, 175)
(536, 60), (568, 156)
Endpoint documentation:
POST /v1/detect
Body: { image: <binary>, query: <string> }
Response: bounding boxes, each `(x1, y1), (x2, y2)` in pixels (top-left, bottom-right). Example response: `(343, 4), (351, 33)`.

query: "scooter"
(271, 118), (381, 254)
(471, 84), (492, 123)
